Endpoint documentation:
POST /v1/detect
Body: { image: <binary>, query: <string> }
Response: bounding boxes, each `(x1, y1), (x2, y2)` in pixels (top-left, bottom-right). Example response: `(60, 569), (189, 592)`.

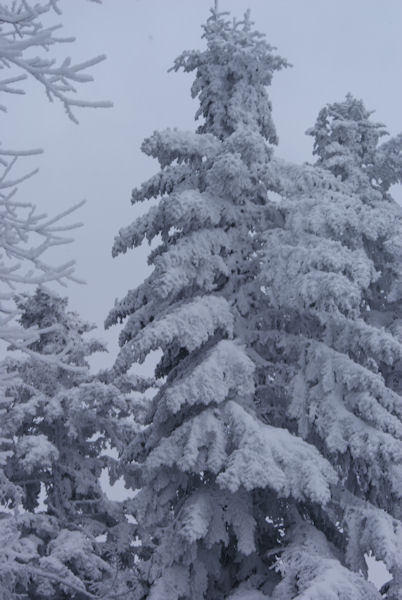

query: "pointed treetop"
(15, 287), (104, 365)
(172, 8), (289, 142)
(307, 93), (388, 182)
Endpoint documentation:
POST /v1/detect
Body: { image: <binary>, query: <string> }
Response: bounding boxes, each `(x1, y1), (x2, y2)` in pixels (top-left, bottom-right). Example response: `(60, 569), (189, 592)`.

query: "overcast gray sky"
(3, 0), (402, 373)
(3, 1), (401, 585)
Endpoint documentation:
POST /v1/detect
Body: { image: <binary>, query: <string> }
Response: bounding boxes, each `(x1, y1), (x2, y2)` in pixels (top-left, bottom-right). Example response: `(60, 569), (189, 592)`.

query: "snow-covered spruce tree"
(255, 95), (402, 598)
(106, 9), (345, 600)
(0, 288), (140, 599)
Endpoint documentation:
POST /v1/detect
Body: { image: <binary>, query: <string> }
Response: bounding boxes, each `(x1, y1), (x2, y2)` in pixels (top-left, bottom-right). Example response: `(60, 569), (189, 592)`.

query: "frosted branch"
(0, 1), (110, 367)
(0, 153), (84, 354)
(0, 0), (112, 122)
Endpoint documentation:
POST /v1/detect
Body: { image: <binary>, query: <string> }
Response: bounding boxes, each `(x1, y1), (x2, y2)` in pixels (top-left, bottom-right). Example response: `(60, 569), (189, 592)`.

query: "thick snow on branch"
(272, 523), (381, 600)
(113, 295), (234, 374)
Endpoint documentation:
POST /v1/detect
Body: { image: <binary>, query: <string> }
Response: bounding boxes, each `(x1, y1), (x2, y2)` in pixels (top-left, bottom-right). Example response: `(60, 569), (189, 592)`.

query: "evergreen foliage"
(255, 94), (402, 598)
(0, 289), (139, 599)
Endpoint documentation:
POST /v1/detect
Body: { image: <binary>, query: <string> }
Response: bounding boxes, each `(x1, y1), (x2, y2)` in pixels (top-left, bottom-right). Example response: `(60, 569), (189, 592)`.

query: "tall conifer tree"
(106, 9), (350, 599)
(255, 96), (402, 598)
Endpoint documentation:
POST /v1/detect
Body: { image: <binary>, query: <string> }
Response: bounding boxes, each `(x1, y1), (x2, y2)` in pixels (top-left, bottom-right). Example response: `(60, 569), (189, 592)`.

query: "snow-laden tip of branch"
(7, 336), (88, 374)
(0, 147), (43, 157)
